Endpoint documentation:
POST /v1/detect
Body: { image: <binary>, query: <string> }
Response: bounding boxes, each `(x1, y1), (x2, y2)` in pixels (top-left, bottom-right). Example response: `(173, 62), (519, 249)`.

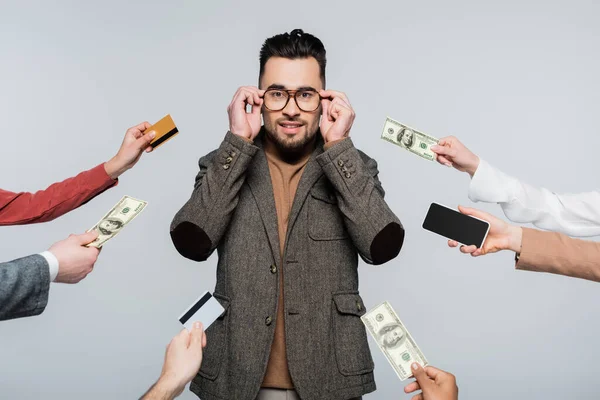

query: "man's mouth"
(278, 121), (304, 134)
(279, 121), (303, 128)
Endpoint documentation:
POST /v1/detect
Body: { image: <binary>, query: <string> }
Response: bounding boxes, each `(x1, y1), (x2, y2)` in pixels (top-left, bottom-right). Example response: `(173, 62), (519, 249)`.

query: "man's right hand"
(430, 136), (480, 177)
(227, 86), (265, 140)
(48, 231), (100, 284)
(404, 363), (459, 400)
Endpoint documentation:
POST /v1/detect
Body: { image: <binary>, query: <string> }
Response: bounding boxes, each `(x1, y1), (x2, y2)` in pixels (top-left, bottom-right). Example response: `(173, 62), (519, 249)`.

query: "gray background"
(1, 0), (599, 399)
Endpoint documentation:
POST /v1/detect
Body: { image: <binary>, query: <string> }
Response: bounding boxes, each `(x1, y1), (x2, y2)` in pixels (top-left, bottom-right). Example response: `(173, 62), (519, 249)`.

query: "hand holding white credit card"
(179, 291), (225, 331)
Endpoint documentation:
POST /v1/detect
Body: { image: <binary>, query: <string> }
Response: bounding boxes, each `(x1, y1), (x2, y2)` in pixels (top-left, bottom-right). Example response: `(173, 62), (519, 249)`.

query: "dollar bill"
(361, 301), (428, 381)
(381, 116), (439, 161)
(86, 196), (147, 248)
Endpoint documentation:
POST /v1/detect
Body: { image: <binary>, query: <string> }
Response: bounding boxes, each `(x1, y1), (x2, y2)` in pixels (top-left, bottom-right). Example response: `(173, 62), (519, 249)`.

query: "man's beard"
(263, 117), (319, 154)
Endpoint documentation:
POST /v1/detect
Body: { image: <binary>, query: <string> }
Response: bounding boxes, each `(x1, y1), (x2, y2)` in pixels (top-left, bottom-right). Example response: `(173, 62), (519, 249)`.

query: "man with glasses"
(171, 29), (404, 400)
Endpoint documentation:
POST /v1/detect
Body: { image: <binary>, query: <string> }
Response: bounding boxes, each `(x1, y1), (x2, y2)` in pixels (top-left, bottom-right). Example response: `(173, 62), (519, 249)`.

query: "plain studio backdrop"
(1, 1), (599, 399)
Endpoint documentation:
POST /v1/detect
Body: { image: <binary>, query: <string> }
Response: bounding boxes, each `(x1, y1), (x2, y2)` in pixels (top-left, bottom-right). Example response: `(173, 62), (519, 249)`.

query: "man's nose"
(282, 96), (301, 117)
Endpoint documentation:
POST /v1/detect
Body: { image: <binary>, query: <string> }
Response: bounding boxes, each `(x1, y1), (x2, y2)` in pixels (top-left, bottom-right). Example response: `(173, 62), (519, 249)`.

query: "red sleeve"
(0, 163), (118, 226)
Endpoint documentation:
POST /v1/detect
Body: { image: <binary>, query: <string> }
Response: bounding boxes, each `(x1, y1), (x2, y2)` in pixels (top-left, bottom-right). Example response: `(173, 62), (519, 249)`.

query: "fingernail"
(194, 321), (202, 330)
(412, 363), (419, 371)
(149, 131), (156, 139)
(445, 163), (452, 167)
(431, 145), (440, 150)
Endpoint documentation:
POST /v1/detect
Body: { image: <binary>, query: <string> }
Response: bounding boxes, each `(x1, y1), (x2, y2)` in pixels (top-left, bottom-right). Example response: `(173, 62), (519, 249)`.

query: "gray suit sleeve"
(170, 131), (259, 261)
(316, 138), (405, 265)
(0, 254), (50, 321)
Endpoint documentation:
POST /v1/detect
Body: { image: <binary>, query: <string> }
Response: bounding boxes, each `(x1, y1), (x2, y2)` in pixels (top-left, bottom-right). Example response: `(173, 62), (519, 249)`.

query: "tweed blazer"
(0, 254), (50, 321)
(171, 130), (404, 400)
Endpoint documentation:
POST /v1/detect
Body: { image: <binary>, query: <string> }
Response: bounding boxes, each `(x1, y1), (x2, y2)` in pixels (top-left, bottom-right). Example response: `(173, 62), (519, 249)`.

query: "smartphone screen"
(422, 203), (490, 247)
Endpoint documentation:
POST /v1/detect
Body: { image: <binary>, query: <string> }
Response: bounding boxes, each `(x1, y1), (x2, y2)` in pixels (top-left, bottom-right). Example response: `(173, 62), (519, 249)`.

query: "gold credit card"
(148, 114), (179, 148)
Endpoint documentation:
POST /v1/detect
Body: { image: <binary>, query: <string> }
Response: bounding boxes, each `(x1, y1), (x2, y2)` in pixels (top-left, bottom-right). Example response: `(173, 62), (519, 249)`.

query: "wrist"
(156, 374), (184, 397)
(104, 156), (128, 180)
(507, 225), (523, 253)
(324, 131), (349, 144)
(230, 127), (252, 140)
(466, 155), (480, 177)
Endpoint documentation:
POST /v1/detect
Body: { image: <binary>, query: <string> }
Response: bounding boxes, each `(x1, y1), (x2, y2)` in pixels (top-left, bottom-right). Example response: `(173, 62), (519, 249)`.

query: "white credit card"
(178, 291), (225, 331)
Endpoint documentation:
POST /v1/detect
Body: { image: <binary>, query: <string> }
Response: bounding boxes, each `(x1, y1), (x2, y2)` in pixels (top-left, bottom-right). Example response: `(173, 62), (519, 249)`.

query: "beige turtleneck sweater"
(261, 136), (314, 389)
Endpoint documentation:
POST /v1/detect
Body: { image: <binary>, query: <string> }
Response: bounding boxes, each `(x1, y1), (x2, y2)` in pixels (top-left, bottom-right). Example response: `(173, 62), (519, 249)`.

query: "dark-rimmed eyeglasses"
(263, 89), (321, 112)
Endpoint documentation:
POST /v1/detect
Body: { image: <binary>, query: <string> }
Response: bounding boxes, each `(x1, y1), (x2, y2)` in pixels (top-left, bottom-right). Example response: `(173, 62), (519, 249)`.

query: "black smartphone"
(422, 203), (490, 247)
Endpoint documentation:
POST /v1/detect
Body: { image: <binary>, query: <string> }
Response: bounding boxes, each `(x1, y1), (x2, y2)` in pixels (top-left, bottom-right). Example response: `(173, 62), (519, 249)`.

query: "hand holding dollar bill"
(85, 195), (147, 248)
(381, 117), (439, 161)
(361, 301), (428, 381)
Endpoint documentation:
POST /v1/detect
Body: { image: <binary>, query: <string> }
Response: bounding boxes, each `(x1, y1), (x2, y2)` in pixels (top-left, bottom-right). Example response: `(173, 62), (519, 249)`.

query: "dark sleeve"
(316, 138), (405, 264)
(0, 254), (51, 321)
(170, 132), (259, 262)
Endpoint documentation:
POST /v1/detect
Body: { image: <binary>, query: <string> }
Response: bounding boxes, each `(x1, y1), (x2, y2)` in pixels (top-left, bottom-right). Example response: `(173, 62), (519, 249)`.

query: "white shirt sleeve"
(468, 159), (600, 237)
(39, 251), (59, 282)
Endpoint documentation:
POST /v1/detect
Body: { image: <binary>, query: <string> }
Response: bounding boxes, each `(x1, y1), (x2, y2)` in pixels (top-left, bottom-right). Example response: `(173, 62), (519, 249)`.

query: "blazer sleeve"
(516, 227), (600, 283)
(170, 132), (259, 262)
(468, 159), (600, 237)
(315, 138), (404, 265)
(0, 254), (51, 321)
(0, 163), (117, 226)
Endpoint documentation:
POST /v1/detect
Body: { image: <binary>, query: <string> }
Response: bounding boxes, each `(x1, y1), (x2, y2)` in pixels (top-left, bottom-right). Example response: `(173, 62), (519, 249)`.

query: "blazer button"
(337, 159), (344, 167)
(344, 172), (351, 178)
(265, 316), (273, 326)
(223, 164), (230, 170)
(270, 264), (277, 274)
(226, 156), (233, 163)
(356, 302), (362, 312)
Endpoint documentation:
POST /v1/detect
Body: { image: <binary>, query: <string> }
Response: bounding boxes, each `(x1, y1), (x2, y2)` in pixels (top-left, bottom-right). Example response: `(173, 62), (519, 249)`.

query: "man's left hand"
(319, 90), (355, 143)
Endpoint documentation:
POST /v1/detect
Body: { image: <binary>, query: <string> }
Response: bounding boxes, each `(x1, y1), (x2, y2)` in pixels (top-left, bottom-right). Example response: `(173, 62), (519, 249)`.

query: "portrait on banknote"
(398, 128), (414, 148)
(97, 217), (125, 235)
(377, 322), (407, 349)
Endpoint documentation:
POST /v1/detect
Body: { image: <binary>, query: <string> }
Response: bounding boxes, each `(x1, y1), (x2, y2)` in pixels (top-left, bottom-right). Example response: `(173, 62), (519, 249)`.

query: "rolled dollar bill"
(361, 301), (428, 381)
(86, 195), (147, 248)
(381, 116), (439, 161)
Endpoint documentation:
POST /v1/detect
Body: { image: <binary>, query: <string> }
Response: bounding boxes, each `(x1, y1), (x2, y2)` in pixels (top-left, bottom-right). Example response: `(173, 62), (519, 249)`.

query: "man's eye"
(299, 91), (314, 98)
(270, 91), (284, 98)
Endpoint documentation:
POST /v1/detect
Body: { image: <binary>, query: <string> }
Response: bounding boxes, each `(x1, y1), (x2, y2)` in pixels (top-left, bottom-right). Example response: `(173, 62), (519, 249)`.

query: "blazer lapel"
(246, 136), (282, 264)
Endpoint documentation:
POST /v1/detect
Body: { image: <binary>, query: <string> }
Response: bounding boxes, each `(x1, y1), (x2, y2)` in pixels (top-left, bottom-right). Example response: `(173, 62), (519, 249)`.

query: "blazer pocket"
(197, 293), (231, 381)
(308, 186), (348, 241)
(331, 291), (375, 376)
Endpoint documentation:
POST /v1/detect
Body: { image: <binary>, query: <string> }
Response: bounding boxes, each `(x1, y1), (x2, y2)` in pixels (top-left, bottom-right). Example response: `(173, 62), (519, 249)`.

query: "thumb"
(412, 363), (433, 391)
(251, 98), (263, 116)
(76, 230), (99, 245)
(137, 130), (156, 149)
(189, 322), (204, 350)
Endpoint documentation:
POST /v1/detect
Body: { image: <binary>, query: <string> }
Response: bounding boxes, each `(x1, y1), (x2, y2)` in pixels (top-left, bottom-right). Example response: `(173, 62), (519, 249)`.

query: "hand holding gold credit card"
(147, 114), (179, 148)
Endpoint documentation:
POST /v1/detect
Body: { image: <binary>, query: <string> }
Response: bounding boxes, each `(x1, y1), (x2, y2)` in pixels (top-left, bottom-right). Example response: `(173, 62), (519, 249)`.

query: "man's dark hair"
(259, 29), (327, 87)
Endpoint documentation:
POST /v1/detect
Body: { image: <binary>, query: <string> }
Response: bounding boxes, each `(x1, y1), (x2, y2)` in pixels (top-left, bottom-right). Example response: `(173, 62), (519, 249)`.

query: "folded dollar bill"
(381, 116), (439, 161)
(86, 195), (147, 248)
(361, 301), (428, 380)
